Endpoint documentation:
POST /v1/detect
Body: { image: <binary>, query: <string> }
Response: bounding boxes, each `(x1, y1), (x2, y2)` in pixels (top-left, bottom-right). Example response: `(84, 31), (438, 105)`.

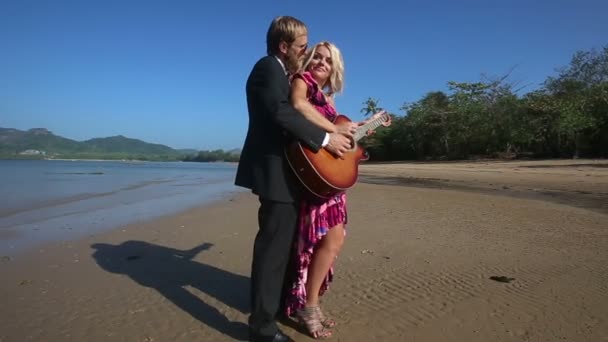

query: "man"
(235, 16), (354, 342)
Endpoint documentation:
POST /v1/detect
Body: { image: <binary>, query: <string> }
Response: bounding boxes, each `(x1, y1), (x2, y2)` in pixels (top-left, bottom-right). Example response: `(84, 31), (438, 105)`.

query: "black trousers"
(249, 198), (298, 336)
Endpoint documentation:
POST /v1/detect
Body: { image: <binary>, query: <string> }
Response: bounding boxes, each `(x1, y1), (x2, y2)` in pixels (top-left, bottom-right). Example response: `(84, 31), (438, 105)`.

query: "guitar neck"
(354, 114), (388, 142)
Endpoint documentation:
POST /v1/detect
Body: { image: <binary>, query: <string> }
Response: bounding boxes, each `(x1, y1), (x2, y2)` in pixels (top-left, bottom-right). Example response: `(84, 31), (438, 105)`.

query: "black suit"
(235, 56), (325, 337)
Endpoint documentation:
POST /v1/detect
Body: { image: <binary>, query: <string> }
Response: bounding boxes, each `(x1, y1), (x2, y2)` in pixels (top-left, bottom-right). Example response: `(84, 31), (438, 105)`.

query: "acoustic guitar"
(285, 111), (391, 199)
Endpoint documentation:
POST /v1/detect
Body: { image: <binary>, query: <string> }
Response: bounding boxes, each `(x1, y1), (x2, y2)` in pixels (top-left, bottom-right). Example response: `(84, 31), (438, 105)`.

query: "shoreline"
(0, 185), (246, 257)
(0, 159), (241, 254)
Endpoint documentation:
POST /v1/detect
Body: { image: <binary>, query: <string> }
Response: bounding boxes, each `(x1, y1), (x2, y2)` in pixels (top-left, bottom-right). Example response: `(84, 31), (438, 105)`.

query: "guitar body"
(285, 115), (369, 199)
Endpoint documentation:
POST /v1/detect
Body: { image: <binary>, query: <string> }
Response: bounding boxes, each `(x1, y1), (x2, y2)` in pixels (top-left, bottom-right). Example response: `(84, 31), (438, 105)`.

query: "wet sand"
(1, 159), (607, 341)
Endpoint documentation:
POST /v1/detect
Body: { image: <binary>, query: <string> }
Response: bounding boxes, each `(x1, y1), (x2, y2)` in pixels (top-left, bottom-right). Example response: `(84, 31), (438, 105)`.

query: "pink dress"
(284, 71), (348, 317)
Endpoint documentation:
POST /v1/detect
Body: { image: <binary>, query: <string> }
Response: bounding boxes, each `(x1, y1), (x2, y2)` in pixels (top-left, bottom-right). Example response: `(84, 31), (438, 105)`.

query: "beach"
(1, 159), (607, 341)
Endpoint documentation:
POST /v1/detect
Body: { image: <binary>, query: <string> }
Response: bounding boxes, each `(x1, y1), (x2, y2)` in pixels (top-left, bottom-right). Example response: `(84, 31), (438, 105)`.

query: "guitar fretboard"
(354, 113), (390, 142)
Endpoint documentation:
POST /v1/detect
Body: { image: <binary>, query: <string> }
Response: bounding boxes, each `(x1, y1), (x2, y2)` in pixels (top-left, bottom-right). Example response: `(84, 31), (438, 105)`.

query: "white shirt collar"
(274, 56), (288, 75)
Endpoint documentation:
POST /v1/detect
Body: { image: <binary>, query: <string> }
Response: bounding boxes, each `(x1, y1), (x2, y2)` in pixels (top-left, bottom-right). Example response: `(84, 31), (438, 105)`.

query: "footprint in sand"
(489, 275), (516, 283)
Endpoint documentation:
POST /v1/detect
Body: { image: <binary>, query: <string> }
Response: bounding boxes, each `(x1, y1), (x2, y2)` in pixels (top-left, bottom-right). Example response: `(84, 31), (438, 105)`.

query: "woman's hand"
(371, 110), (392, 127)
(361, 110), (391, 136)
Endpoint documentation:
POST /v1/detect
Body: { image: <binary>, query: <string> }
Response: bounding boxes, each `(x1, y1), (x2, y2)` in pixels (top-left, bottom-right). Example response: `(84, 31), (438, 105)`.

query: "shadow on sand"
(91, 241), (249, 340)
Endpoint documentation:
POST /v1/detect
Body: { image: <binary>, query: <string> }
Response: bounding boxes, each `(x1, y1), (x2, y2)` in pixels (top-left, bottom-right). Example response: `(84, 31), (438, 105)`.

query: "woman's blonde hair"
(301, 41), (345, 96)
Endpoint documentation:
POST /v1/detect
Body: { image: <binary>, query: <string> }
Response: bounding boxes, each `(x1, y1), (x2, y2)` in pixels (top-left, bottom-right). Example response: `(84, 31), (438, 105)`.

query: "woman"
(283, 41), (389, 339)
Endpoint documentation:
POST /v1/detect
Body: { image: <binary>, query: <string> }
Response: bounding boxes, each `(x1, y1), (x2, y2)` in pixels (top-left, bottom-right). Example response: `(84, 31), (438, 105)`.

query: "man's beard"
(285, 51), (302, 74)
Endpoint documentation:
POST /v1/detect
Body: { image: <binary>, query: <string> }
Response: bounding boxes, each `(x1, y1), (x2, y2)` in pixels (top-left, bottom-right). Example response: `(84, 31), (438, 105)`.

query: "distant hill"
(0, 127), (182, 160)
(83, 135), (177, 155)
(178, 148), (240, 157)
(226, 148), (242, 156)
(0, 127), (85, 154)
(177, 148), (199, 156)
(183, 147), (241, 162)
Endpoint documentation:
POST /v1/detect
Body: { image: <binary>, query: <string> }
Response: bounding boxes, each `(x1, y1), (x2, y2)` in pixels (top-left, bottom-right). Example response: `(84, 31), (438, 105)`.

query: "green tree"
(360, 97), (383, 117)
(543, 46), (608, 157)
(357, 45), (608, 161)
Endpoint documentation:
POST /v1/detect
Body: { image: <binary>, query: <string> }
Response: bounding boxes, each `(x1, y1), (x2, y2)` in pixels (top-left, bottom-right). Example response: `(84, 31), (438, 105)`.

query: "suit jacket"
(235, 56), (326, 203)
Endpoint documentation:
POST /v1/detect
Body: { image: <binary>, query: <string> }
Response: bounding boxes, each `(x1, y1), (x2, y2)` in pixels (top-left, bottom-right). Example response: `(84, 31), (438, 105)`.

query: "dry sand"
(1, 159), (607, 341)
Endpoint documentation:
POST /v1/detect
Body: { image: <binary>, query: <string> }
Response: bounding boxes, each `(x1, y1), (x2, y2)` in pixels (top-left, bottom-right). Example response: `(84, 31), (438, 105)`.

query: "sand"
(1, 159), (607, 341)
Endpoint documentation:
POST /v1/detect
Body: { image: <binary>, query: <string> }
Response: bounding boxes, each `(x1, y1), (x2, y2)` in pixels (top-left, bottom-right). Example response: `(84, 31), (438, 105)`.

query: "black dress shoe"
(249, 329), (294, 342)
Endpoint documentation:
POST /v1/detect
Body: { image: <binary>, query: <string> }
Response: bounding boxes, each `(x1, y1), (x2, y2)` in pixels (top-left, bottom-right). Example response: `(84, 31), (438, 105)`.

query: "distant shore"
(1, 159), (607, 341)
(359, 158), (608, 214)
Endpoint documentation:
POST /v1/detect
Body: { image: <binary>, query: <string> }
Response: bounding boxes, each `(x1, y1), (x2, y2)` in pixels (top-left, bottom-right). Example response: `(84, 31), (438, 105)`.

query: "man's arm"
(248, 58), (352, 156)
(250, 58), (326, 152)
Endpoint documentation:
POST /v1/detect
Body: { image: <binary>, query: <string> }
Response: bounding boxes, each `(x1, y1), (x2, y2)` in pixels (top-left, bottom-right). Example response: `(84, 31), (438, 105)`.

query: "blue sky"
(1, 0), (606, 150)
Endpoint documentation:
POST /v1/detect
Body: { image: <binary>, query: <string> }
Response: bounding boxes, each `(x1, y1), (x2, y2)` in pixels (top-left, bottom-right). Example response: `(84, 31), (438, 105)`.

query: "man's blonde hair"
(301, 41), (345, 96)
(266, 16), (307, 56)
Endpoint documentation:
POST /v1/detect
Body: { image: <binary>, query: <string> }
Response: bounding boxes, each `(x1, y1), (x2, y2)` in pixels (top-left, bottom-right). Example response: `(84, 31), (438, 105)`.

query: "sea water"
(0, 160), (244, 253)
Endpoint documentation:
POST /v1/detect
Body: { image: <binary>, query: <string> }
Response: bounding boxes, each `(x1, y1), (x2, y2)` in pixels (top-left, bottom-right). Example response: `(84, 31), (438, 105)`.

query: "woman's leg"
(297, 222), (345, 338)
(305, 223), (345, 306)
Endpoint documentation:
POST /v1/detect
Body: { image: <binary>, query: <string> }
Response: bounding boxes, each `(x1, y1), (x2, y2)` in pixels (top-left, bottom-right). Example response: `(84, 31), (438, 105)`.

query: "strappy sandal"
(296, 306), (333, 339)
(315, 306), (336, 328)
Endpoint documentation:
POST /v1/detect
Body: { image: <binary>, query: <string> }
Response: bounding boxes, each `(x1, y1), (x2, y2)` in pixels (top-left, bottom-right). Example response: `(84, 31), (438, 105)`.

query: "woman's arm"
(290, 78), (336, 133)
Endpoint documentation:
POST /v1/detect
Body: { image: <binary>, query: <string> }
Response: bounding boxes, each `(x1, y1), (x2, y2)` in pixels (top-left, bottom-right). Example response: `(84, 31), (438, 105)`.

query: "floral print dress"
(284, 71), (348, 317)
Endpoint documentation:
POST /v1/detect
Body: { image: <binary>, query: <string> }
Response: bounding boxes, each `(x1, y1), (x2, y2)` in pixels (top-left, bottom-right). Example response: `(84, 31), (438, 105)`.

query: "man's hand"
(334, 121), (358, 138)
(325, 132), (352, 158)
